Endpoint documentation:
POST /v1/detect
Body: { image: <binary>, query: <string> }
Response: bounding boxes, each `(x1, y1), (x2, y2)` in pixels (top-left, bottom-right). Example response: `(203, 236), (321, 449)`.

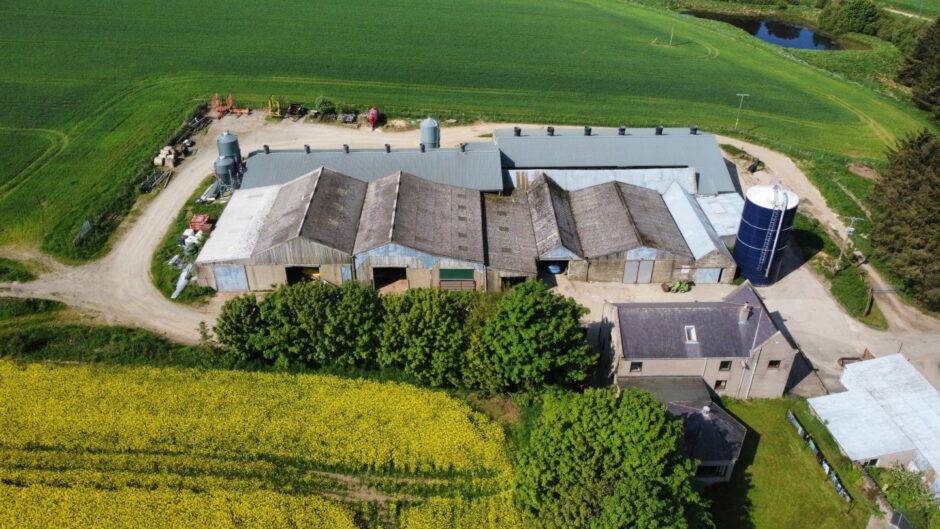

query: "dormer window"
(684, 325), (698, 344)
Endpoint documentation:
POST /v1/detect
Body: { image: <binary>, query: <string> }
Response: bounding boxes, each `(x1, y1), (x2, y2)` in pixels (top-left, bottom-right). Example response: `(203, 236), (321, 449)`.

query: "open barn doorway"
(373, 267), (408, 293)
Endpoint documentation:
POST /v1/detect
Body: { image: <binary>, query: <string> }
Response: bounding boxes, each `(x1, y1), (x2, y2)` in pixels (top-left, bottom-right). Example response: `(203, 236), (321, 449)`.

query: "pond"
(685, 11), (843, 50)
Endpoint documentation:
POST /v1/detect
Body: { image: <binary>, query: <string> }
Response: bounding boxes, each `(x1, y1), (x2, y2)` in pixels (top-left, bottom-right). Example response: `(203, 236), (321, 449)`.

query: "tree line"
(214, 280), (596, 394)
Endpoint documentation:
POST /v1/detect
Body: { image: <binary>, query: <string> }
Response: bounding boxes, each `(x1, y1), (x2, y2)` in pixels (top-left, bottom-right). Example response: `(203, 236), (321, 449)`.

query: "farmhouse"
(196, 125), (742, 291)
(808, 355), (940, 499)
(601, 281), (797, 399)
(619, 376), (747, 484)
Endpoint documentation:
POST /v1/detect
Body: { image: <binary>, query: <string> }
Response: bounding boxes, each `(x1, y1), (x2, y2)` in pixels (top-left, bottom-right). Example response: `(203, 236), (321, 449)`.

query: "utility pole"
(670, 24), (675, 46)
(835, 216), (865, 272)
(734, 93), (750, 130)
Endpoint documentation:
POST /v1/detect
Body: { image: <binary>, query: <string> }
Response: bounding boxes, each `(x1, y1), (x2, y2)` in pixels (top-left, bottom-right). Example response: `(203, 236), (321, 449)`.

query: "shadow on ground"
(705, 410), (758, 529)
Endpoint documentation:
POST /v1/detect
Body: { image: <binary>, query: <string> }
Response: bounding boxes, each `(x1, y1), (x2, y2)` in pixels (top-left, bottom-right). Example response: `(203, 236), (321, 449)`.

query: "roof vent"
(513, 126), (521, 137)
(420, 143), (426, 153)
(384, 144), (391, 154)
(343, 144), (349, 153)
(655, 125), (663, 136)
(690, 125), (698, 135)
(547, 126), (554, 136)
(304, 144), (311, 153)
(584, 125), (591, 136)
(702, 405), (711, 418)
(263, 145), (270, 154)
(618, 126), (626, 136)
(739, 303), (750, 325)
(460, 143), (467, 152)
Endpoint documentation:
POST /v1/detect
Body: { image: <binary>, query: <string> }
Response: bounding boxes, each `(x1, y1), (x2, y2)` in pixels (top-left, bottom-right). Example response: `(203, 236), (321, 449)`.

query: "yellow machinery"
(267, 96), (282, 118)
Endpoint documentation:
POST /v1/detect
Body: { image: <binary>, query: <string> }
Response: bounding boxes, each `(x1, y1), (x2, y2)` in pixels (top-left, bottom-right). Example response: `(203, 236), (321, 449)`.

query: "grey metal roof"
(668, 401), (747, 463)
(353, 172), (485, 263)
(253, 168), (367, 256)
(615, 282), (779, 360)
(483, 193), (538, 275)
(662, 181), (733, 262)
(241, 143), (503, 191)
(526, 175), (582, 258)
(494, 127), (735, 195)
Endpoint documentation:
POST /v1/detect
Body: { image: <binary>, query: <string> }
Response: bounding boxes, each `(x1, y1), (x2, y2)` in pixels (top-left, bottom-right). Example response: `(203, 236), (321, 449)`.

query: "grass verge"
(707, 398), (878, 529)
(150, 175), (224, 304)
(0, 258), (36, 282)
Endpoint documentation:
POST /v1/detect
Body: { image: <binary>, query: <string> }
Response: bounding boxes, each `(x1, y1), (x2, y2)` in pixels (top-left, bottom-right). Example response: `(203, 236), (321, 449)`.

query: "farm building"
(808, 355), (940, 499)
(619, 377), (747, 483)
(601, 281), (797, 399)
(196, 124), (743, 291)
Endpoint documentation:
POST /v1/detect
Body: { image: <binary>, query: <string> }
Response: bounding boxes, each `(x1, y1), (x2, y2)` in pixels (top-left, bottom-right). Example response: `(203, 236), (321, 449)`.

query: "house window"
(719, 360), (732, 371)
(695, 464), (728, 478)
(684, 325), (698, 343)
(630, 362), (643, 373)
(714, 380), (727, 390)
(768, 360), (781, 369)
(864, 458), (879, 466)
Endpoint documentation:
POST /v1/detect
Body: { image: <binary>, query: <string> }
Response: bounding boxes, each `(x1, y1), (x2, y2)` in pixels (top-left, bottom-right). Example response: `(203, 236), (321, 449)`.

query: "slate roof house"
(601, 282), (797, 399)
(619, 377), (747, 484)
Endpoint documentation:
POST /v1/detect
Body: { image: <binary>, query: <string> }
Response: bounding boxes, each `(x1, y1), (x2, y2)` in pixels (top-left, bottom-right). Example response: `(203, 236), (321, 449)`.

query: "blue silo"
(733, 184), (799, 286)
(216, 130), (241, 165)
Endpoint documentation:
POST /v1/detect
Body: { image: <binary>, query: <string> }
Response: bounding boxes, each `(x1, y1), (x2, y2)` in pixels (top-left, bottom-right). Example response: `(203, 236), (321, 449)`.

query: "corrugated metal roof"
(808, 355), (940, 485)
(483, 193), (538, 275)
(494, 127), (735, 195)
(614, 282), (779, 360)
(241, 143), (503, 191)
(353, 172), (485, 263)
(507, 167), (696, 194)
(662, 182), (733, 262)
(195, 185), (280, 264)
(696, 193), (744, 240)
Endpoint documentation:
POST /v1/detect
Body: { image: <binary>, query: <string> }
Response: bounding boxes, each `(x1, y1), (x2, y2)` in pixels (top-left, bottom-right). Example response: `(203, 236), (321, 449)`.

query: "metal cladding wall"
(217, 131), (241, 165)
(733, 185), (798, 286)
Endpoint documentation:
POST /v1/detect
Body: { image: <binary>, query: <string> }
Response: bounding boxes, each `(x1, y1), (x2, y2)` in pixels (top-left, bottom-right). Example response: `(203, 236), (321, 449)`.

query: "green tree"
(899, 17), (940, 122)
(819, 0), (880, 35)
(871, 130), (940, 311)
(322, 280), (383, 367)
(255, 282), (338, 368)
(515, 389), (710, 529)
(476, 281), (594, 392)
(214, 294), (265, 366)
(378, 289), (471, 386)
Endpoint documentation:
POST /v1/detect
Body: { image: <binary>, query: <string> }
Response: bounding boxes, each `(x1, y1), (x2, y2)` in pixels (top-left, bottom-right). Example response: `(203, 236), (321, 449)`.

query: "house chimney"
(738, 303), (750, 324)
(547, 126), (554, 136)
(384, 144), (391, 153)
(304, 144), (311, 153)
(584, 125), (591, 136)
(618, 125), (626, 136)
(655, 125), (663, 136)
(420, 143), (426, 153)
(343, 144), (349, 153)
(513, 126), (521, 137)
(263, 145), (270, 154)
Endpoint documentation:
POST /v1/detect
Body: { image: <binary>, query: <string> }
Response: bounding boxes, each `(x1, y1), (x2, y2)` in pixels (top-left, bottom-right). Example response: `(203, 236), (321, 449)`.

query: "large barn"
(195, 125), (741, 292)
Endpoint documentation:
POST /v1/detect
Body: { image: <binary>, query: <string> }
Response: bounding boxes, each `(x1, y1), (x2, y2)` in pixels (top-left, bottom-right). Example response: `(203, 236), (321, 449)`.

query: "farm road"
(2, 117), (938, 390)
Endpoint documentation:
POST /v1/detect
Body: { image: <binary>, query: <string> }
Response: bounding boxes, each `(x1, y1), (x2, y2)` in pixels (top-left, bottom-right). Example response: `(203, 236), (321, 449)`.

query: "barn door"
(214, 265), (249, 292)
(694, 268), (722, 284)
(637, 261), (654, 284)
(623, 261), (639, 284)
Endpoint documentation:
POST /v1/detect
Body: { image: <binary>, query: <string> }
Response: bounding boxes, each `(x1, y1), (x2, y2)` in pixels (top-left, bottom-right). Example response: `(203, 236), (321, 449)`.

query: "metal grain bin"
(732, 184), (799, 285)
(216, 131), (241, 165)
(214, 156), (236, 188)
(419, 117), (440, 149)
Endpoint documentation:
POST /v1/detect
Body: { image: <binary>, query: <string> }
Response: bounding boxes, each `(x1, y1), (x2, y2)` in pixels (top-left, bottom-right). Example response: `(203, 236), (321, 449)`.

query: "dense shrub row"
(215, 280), (596, 394)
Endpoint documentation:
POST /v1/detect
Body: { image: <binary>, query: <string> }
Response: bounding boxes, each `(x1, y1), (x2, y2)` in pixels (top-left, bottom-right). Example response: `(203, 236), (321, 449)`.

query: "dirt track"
(1, 117), (937, 388)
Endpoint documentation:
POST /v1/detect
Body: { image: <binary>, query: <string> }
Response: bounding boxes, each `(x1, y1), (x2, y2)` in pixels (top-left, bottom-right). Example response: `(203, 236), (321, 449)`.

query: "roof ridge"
(388, 171), (403, 244)
(295, 166), (324, 239)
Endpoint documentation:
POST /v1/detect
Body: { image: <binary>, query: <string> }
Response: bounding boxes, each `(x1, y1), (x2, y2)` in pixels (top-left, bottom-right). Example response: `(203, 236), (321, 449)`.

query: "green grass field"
(0, 0), (932, 261)
(708, 399), (877, 529)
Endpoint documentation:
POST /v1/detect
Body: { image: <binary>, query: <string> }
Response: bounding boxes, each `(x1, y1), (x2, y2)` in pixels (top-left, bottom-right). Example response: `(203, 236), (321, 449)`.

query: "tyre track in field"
(0, 128), (69, 200)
